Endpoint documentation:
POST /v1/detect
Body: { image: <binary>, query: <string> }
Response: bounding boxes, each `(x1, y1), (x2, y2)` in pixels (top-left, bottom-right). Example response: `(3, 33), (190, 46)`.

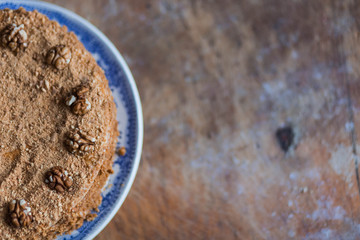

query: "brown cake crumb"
(85, 213), (97, 222)
(118, 146), (126, 156)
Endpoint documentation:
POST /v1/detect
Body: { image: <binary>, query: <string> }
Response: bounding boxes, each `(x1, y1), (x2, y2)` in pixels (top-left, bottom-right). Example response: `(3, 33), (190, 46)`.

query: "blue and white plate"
(0, 1), (143, 239)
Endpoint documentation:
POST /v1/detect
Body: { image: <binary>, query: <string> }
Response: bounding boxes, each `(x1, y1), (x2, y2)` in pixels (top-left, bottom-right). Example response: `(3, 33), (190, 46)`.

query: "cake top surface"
(0, 7), (117, 239)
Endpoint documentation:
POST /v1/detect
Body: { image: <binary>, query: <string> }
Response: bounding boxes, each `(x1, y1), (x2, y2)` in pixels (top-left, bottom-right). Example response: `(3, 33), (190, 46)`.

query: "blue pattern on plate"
(0, 1), (141, 239)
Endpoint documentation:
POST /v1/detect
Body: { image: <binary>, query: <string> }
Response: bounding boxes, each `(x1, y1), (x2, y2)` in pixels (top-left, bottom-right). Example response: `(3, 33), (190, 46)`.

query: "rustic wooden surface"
(45, 0), (360, 239)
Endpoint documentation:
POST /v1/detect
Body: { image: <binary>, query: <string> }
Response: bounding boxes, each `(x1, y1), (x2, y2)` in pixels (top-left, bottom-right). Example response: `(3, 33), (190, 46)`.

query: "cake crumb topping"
(118, 146), (126, 156)
(0, 7), (118, 240)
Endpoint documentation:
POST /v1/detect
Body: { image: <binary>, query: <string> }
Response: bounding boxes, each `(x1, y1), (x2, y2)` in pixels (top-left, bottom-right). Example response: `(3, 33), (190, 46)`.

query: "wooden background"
(45, 0), (360, 239)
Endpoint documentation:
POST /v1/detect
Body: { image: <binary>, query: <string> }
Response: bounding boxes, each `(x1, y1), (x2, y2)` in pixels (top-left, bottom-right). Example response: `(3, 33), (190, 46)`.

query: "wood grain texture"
(46, 0), (360, 239)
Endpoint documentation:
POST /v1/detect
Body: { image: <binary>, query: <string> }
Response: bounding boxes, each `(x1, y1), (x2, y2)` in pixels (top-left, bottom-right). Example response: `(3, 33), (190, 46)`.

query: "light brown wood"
(47, 0), (360, 239)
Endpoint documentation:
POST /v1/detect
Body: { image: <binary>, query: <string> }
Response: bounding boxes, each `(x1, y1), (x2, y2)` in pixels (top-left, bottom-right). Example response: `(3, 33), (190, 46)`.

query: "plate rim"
(0, 1), (144, 239)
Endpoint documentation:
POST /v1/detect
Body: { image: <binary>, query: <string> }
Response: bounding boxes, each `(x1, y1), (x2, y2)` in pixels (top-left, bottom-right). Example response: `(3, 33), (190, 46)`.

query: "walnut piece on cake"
(45, 44), (72, 69)
(0, 24), (28, 54)
(45, 166), (74, 193)
(8, 200), (33, 228)
(65, 85), (92, 115)
(65, 128), (96, 155)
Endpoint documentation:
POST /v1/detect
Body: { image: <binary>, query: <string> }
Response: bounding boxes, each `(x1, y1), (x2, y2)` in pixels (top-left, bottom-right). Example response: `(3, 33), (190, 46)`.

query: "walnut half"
(46, 44), (71, 70)
(65, 129), (96, 155)
(45, 166), (73, 193)
(65, 85), (92, 115)
(1, 24), (28, 54)
(8, 199), (33, 228)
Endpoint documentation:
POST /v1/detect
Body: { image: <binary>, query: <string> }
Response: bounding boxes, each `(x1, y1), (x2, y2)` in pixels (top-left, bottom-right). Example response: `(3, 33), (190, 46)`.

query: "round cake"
(0, 8), (118, 240)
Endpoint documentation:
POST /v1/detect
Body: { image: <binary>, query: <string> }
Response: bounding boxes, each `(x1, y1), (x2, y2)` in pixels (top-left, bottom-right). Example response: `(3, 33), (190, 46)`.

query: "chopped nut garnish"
(46, 45), (71, 70)
(65, 129), (95, 155)
(45, 166), (73, 193)
(1, 24), (28, 54)
(76, 85), (90, 97)
(44, 80), (50, 90)
(118, 146), (126, 156)
(9, 199), (33, 228)
(65, 85), (92, 115)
